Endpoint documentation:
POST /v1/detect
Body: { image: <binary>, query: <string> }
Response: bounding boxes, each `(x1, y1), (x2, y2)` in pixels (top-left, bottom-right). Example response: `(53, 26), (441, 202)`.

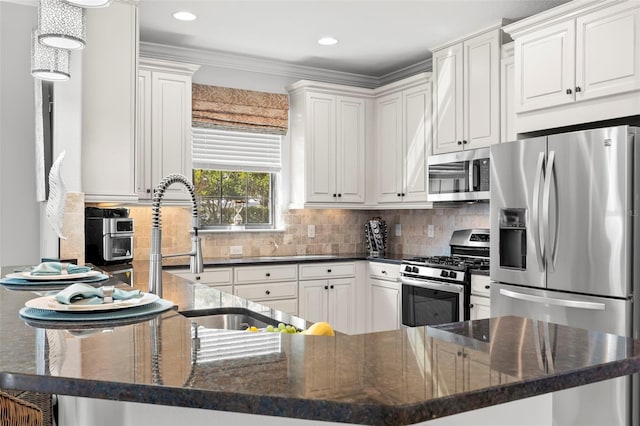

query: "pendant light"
(64, 0), (111, 7)
(31, 29), (70, 81)
(38, 0), (86, 50)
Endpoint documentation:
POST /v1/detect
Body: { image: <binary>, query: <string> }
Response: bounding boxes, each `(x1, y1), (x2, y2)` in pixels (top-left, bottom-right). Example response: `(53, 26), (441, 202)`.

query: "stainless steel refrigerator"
(490, 125), (639, 426)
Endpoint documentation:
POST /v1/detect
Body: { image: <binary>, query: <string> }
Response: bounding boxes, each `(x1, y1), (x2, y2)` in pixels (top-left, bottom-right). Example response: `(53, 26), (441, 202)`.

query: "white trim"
(429, 20), (509, 51)
(140, 41), (433, 89)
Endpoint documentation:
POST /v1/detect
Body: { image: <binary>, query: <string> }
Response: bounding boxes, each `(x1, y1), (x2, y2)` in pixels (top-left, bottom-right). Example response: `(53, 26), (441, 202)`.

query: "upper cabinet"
(432, 25), (504, 154)
(288, 81), (374, 208)
(81, 1), (138, 202)
(137, 58), (200, 202)
(374, 74), (432, 205)
(505, 0), (640, 133)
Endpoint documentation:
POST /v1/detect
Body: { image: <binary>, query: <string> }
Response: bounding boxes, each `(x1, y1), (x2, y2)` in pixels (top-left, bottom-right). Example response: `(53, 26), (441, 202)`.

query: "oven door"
(401, 276), (466, 327)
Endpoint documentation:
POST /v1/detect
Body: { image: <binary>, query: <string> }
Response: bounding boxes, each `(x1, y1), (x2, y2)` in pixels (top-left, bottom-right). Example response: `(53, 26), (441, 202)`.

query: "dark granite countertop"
(158, 253), (405, 269)
(2, 266), (640, 425)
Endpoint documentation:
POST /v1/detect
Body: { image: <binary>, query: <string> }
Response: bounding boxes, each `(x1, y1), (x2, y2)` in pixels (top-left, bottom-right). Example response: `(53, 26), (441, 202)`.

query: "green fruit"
(266, 325), (274, 332)
(278, 323), (286, 330)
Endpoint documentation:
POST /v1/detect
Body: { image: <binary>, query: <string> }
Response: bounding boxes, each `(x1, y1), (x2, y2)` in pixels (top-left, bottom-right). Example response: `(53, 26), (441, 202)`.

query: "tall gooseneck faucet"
(149, 173), (204, 298)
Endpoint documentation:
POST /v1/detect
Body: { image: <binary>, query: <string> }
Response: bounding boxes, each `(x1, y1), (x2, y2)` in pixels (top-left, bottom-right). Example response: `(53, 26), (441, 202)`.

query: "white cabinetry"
(367, 262), (400, 332)
(375, 73), (432, 206)
(298, 262), (356, 334)
(432, 26), (503, 154)
(470, 274), (491, 321)
(234, 264), (298, 315)
(505, 1), (640, 132)
(288, 82), (373, 208)
(171, 268), (233, 293)
(136, 58), (200, 201)
(81, 1), (138, 202)
(500, 43), (516, 142)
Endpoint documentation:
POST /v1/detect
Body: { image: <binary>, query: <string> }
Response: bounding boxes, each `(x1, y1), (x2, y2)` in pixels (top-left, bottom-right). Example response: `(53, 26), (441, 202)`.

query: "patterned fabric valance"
(192, 84), (289, 135)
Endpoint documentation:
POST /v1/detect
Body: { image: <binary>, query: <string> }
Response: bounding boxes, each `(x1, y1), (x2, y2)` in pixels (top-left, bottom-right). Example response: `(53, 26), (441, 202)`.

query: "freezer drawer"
(491, 282), (633, 426)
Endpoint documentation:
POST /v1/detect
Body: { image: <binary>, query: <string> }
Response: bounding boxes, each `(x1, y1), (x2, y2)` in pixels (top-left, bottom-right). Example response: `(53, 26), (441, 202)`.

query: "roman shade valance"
(192, 84), (289, 135)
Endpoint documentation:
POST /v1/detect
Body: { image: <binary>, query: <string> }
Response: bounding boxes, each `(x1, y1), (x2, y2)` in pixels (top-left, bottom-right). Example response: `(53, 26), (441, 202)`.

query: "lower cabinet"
(171, 268), (233, 293)
(234, 264), (299, 316)
(470, 274), (491, 320)
(298, 278), (355, 335)
(368, 262), (401, 332)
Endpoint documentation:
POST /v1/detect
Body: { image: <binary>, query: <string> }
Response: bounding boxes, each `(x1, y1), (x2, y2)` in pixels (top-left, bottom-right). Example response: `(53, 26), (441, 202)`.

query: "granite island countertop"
(1, 266), (640, 425)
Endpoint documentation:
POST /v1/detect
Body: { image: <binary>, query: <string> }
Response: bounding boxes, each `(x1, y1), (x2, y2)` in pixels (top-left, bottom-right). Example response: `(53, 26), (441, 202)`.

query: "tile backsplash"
(127, 203), (489, 261)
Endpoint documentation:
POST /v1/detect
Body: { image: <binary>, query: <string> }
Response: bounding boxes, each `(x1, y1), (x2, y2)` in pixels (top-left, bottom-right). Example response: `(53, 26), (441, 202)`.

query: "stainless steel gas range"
(400, 229), (489, 327)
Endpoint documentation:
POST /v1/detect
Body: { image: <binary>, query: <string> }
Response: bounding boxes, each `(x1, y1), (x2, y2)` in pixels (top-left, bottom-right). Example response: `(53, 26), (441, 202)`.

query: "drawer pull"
(327, 269), (332, 273)
(381, 270), (387, 274)
(330, 285), (334, 289)
(324, 285), (329, 290)
(265, 290), (271, 295)
(484, 285), (490, 289)
(266, 273), (271, 277)
(195, 276), (201, 280)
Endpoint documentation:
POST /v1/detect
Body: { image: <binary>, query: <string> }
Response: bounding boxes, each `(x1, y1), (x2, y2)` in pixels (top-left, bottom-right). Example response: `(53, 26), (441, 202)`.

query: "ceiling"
(137, 0), (570, 78)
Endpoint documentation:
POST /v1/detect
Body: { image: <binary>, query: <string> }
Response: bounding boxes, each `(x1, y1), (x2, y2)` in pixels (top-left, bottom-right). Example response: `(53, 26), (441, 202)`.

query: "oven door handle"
(400, 276), (465, 294)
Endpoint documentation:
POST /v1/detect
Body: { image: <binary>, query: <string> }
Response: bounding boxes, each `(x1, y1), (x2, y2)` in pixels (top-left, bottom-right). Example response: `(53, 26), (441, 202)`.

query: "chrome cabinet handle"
(499, 288), (605, 310)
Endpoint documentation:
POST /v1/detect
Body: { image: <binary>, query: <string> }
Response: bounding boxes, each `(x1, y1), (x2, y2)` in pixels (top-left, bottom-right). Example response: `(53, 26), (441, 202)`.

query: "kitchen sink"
(181, 307), (279, 330)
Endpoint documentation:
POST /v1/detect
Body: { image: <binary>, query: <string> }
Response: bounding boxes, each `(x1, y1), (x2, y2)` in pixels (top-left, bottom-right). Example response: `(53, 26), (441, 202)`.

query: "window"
(192, 127), (281, 230)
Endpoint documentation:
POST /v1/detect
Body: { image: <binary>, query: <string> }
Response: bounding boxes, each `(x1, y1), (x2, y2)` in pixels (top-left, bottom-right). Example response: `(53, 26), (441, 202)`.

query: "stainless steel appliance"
(427, 148), (490, 202)
(490, 125), (639, 426)
(85, 207), (134, 265)
(401, 229), (489, 327)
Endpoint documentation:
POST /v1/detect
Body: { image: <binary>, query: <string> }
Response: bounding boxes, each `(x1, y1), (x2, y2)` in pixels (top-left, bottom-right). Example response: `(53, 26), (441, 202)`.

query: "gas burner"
(407, 256), (489, 271)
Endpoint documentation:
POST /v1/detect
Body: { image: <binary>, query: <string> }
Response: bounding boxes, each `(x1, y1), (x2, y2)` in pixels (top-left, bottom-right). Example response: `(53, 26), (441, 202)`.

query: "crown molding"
(140, 41), (432, 89)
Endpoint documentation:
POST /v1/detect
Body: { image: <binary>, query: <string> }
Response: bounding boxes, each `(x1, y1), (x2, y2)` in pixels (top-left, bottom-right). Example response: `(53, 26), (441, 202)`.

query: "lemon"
(301, 321), (335, 336)
(247, 326), (258, 332)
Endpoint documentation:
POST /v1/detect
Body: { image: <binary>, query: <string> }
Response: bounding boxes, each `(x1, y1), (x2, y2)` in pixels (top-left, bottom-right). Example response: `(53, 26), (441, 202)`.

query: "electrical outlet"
(230, 245), (243, 255)
(308, 225), (315, 238)
(428, 225), (435, 238)
(395, 223), (401, 237)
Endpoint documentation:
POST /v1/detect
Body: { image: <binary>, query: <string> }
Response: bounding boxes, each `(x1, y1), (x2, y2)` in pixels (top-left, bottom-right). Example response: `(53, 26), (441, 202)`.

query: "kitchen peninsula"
(1, 266), (639, 426)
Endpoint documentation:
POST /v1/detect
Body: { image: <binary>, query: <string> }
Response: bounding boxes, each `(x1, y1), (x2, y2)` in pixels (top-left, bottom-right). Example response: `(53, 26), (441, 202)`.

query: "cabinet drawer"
(234, 281), (298, 301)
(368, 262), (400, 281)
(172, 268), (233, 285)
(471, 274), (491, 297)
(260, 298), (298, 316)
(299, 262), (355, 280)
(234, 265), (298, 284)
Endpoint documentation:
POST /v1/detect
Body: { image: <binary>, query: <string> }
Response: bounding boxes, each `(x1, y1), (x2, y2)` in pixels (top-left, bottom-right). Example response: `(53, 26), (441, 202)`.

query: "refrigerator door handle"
(532, 152), (546, 271)
(499, 288), (606, 310)
(542, 150), (557, 272)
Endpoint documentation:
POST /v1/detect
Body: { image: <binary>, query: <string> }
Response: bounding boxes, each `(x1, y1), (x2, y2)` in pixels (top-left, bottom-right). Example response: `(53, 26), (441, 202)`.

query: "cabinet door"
(432, 340), (464, 396)
(305, 92), (336, 203)
(370, 280), (400, 332)
(136, 70), (153, 199)
(81, 2), (137, 201)
(376, 93), (404, 203)
(151, 71), (193, 200)
(464, 30), (500, 149)
(328, 278), (355, 335)
(500, 54), (516, 142)
(514, 20), (575, 113)
(470, 295), (491, 320)
(335, 96), (366, 203)
(575, 3), (640, 102)
(432, 43), (464, 154)
(298, 280), (329, 325)
(402, 84), (431, 203)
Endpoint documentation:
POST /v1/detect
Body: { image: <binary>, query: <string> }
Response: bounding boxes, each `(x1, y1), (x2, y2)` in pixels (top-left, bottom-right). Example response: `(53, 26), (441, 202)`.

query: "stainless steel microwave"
(427, 148), (490, 202)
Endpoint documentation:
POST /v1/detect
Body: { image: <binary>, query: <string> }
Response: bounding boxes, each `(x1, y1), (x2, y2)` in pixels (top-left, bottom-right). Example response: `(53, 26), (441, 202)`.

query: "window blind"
(192, 127), (282, 173)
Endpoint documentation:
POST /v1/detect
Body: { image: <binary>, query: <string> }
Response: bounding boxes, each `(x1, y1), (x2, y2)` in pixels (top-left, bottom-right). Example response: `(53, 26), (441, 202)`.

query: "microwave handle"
(471, 160), (480, 191)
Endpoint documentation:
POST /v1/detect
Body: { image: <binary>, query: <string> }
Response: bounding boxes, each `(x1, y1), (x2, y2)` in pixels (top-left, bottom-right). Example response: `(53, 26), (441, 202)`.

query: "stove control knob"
(405, 265), (413, 273)
(449, 271), (457, 279)
(440, 270), (449, 278)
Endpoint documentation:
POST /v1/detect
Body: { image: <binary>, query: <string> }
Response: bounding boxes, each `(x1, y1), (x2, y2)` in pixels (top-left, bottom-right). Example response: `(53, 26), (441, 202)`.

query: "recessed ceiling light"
(317, 37), (338, 46)
(173, 11), (197, 21)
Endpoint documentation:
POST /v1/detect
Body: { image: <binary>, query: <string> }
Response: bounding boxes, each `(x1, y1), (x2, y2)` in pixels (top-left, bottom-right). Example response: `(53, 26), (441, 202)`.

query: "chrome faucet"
(148, 173), (203, 298)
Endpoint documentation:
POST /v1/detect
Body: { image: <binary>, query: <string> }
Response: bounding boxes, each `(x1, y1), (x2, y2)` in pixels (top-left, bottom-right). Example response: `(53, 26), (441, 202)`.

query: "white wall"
(0, 2), (41, 266)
